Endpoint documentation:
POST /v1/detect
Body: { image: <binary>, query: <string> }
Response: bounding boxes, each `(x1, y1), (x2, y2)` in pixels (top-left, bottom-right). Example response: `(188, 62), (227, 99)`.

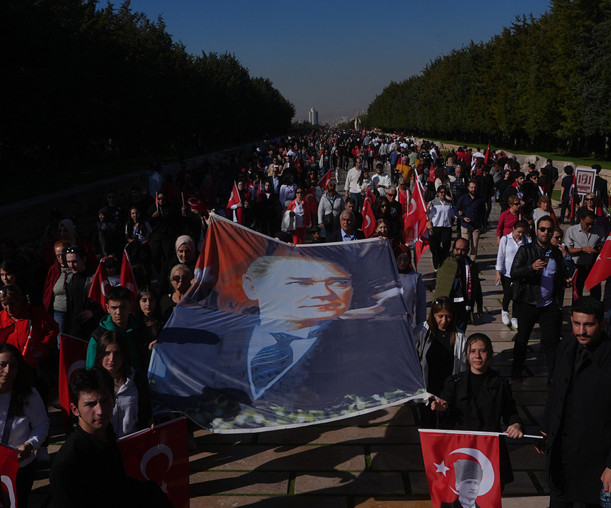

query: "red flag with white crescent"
(304, 187), (318, 216)
(120, 250), (139, 306)
(398, 189), (409, 216)
(484, 141), (491, 165)
(118, 418), (190, 508)
(88, 259), (111, 309)
(419, 429), (502, 508)
(58, 333), (89, 432)
(362, 191), (377, 238)
(183, 193), (207, 213)
(585, 234), (611, 290)
(227, 181), (242, 208)
(316, 170), (332, 189)
(0, 444), (18, 507)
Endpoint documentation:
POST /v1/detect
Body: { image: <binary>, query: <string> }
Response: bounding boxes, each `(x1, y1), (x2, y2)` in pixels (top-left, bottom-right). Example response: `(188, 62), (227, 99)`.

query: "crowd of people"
(0, 128), (609, 506)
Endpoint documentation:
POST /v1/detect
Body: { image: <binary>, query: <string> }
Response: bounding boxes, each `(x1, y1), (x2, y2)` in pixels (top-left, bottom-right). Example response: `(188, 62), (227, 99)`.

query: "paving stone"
(502, 471), (539, 496)
(191, 445), (366, 472)
(258, 425), (420, 446)
(502, 497), (549, 507)
(407, 472), (430, 495)
(190, 471), (289, 496)
(369, 445), (424, 471)
(355, 499), (433, 507)
(533, 471), (551, 494)
(191, 496), (349, 507)
(294, 472), (405, 495)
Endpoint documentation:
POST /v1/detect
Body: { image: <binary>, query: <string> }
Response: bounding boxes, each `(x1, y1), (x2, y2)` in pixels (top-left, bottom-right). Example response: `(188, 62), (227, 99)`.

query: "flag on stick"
(585, 234), (611, 290)
(419, 429), (502, 508)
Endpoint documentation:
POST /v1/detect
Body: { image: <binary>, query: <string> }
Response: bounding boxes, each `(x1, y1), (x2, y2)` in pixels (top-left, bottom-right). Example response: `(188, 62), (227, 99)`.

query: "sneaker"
(501, 311), (510, 326)
(511, 317), (518, 329)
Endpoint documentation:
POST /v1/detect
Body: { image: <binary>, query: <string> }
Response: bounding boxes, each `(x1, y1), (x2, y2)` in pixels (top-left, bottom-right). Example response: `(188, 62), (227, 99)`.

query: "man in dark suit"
(440, 459), (483, 507)
(539, 297), (611, 506)
(149, 254), (419, 428)
(325, 209), (365, 242)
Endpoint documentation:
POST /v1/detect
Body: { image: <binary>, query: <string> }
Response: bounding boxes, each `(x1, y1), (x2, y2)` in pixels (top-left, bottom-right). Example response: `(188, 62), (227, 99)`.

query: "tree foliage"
(1, 0), (295, 171)
(364, 0), (611, 156)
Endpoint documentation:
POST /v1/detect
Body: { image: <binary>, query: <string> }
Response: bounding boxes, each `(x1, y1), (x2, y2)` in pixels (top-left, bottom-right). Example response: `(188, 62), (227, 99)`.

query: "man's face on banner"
(243, 257), (353, 325)
(456, 478), (481, 503)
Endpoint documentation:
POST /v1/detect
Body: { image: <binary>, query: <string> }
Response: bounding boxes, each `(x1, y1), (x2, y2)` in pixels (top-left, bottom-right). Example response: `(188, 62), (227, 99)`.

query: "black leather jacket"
(510, 241), (566, 307)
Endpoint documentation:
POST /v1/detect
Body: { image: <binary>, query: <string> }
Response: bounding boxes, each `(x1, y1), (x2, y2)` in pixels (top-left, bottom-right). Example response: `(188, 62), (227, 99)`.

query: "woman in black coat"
(432, 333), (523, 488)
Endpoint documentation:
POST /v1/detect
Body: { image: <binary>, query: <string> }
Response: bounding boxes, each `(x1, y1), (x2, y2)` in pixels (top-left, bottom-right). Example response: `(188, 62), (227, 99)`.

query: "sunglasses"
(538, 227), (554, 233)
(583, 221), (595, 227)
(584, 198), (594, 201)
(172, 275), (189, 282)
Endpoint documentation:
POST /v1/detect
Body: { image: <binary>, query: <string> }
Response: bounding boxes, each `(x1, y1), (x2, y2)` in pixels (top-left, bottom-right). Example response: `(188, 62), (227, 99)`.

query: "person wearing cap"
(440, 459), (483, 508)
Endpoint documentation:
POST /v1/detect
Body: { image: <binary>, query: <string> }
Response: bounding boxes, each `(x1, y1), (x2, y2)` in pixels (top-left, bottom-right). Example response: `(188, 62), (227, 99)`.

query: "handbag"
(281, 210), (296, 232)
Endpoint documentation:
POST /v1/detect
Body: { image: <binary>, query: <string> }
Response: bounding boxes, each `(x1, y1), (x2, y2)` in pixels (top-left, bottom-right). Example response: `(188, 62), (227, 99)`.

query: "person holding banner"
(50, 367), (172, 508)
(414, 297), (466, 428)
(432, 333), (523, 487)
(0, 344), (49, 507)
(285, 188), (312, 245)
(160, 263), (193, 321)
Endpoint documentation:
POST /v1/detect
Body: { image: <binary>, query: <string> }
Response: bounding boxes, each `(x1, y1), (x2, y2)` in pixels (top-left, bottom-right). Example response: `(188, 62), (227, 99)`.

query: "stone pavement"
(31, 198), (576, 508)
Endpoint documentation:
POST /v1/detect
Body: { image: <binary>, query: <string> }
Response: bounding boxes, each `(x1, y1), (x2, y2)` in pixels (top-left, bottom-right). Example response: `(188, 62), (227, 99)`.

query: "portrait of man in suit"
(149, 227), (424, 430)
(440, 460), (483, 508)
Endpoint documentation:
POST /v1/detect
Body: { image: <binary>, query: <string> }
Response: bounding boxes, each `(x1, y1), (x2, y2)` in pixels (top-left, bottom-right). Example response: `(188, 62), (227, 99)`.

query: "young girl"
(94, 331), (139, 437)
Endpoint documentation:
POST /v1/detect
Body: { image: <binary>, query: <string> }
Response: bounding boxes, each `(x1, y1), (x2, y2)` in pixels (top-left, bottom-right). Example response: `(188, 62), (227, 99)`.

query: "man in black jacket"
(325, 210), (365, 242)
(540, 297), (611, 506)
(510, 216), (570, 384)
(50, 368), (171, 508)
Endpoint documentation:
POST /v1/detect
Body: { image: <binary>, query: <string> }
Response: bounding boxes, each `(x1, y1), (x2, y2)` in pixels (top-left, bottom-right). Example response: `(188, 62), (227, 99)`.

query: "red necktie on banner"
(88, 259), (111, 309)
(58, 334), (89, 432)
(419, 429), (502, 508)
(585, 234), (611, 290)
(0, 444), (18, 506)
(118, 418), (190, 508)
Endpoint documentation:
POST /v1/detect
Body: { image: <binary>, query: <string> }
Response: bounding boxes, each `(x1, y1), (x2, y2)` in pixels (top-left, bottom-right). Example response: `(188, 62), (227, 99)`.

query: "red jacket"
(0, 304), (58, 368)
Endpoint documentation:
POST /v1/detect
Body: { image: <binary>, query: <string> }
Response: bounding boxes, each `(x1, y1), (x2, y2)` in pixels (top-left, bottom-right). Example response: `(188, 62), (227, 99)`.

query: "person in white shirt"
(495, 220), (530, 328)
(344, 156), (364, 211)
(372, 162), (392, 198)
(427, 186), (454, 270)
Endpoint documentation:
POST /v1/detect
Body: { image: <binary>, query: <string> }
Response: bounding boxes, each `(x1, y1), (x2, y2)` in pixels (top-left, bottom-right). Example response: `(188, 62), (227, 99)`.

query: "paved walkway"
(31, 196), (572, 508)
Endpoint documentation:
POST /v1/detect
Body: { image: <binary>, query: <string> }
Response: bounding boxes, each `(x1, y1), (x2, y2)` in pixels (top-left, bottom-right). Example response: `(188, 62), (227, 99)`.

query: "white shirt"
(344, 167), (362, 194)
(496, 233), (529, 276)
(0, 388), (49, 468)
(427, 198), (454, 227)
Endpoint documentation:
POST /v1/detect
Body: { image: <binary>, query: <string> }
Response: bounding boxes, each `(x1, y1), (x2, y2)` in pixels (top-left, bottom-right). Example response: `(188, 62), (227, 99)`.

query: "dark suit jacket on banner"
(149, 306), (423, 430)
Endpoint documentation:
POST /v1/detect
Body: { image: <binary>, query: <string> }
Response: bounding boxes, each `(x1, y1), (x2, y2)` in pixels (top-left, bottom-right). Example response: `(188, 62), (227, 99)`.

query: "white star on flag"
(434, 460), (450, 476)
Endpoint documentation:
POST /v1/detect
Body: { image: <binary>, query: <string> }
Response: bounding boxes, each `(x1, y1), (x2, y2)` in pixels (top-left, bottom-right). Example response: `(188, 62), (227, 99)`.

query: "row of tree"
(2, 0), (295, 172)
(364, 0), (610, 156)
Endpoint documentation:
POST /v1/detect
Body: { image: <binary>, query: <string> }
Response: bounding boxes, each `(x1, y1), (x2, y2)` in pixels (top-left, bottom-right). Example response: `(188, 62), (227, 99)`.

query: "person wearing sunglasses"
(510, 216), (571, 384)
(160, 264), (193, 322)
(565, 210), (605, 302)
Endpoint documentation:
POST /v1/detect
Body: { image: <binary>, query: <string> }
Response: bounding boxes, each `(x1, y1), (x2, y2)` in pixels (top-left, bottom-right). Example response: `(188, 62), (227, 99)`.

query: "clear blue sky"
(127, 0), (552, 124)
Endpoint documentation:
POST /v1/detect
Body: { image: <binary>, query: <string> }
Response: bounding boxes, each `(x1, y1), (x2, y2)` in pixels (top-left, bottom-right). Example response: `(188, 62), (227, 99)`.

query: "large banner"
(419, 429), (502, 508)
(148, 214), (425, 432)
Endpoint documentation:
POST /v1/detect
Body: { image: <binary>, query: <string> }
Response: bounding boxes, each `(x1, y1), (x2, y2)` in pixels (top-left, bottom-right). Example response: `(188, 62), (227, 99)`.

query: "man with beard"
(510, 216), (570, 384)
(435, 238), (483, 333)
(539, 297), (611, 507)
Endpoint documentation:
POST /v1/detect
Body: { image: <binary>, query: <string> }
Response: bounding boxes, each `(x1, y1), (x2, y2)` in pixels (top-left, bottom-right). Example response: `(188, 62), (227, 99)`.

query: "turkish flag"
(405, 180), (430, 266)
(317, 169), (332, 189)
(118, 418), (190, 508)
(398, 189), (409, 216)
(484, 141), (491, 165)
(227, 181), (242, 208)
(0, 444), (18, 507)
(88, 259), (111, 309)
(120, 250), (139, 306)
(58, 334), (89, 432)
(585, 234), (611, 290)
(183, 193), (207, 213)
(303, 187), (318, 216)
(362, 189), (377, 238)
(419, 429), (502, 508)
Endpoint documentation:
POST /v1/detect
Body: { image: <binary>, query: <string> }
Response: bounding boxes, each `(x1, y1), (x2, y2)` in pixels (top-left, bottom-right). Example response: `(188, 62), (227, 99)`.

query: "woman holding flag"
(432, 333), (523, 488)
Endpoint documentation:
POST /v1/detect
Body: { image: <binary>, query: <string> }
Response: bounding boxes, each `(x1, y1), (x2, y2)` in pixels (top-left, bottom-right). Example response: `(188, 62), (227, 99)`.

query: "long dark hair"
(0, 344), (33, 417)
(426, 297), (457, 346)
(135, 286), (164, 338)
(94, 331), (130, 380)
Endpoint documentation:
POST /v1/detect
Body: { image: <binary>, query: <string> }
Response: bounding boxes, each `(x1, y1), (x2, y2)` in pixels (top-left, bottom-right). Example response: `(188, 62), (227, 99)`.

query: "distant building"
(308, 108), (319, 125)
